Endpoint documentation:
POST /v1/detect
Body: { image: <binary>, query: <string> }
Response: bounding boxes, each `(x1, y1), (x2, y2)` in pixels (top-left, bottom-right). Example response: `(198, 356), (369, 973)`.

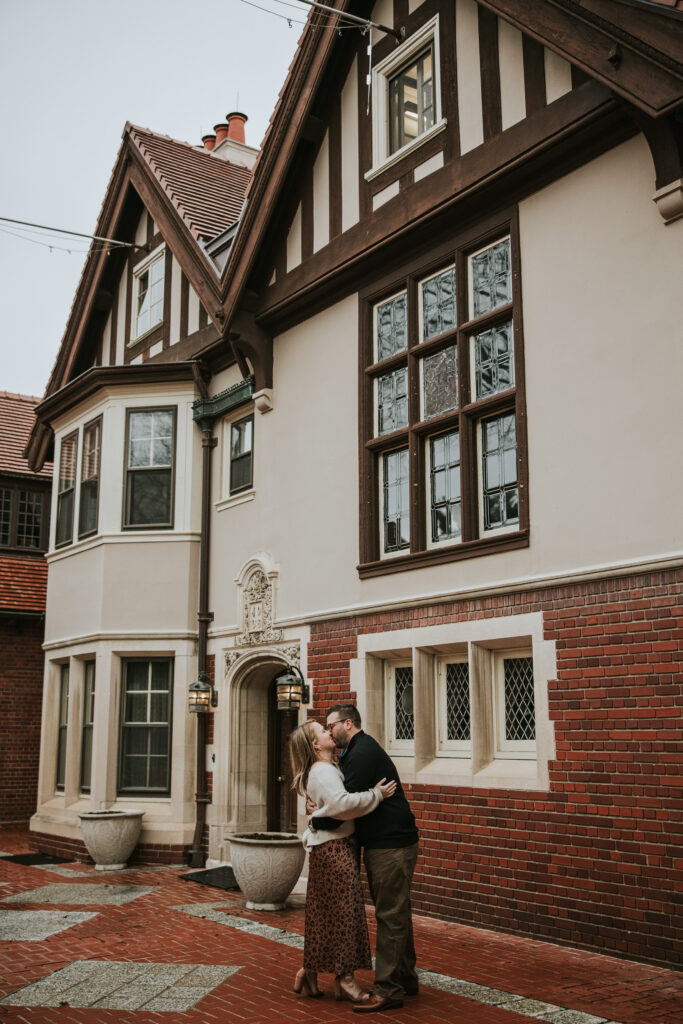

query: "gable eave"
(478, 0), (683, 117)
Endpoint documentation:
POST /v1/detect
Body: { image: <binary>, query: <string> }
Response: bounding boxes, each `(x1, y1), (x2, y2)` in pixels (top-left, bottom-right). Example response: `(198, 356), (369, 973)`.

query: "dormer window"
(389, 48), (434, 154)
(133, 246), (165, 340)
(368, 15), (445, 180)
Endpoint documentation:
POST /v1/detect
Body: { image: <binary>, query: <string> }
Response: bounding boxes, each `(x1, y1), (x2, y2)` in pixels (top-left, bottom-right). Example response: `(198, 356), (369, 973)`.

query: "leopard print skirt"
(303, 835), (372, 974)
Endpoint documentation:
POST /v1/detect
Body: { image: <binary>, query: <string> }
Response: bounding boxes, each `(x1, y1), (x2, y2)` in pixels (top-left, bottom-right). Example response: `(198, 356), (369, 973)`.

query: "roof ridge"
(128, 122), (255, 175)
(0, 391), (41, 403)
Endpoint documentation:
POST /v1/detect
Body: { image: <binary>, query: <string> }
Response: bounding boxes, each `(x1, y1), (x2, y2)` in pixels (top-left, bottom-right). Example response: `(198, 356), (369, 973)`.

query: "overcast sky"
(0, 0), (303, 398)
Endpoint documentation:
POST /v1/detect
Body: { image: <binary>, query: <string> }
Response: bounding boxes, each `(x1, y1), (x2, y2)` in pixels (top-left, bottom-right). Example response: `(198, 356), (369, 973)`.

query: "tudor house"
(27, 0), (682, 968)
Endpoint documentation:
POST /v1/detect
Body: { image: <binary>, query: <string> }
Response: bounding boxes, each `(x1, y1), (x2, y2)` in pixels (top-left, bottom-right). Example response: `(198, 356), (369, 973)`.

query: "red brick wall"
(0, 616), (44, 825)
(308, 568), (681, 969)
(29, 829), (190, 865)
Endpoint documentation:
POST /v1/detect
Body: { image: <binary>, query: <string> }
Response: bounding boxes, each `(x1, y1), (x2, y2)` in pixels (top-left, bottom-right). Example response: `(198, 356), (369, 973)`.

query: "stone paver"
(3, 883), (153, 905)
(0, 827), (681, 1024)
(0, 909), (96, 941)
(0, 960), (239, 1010)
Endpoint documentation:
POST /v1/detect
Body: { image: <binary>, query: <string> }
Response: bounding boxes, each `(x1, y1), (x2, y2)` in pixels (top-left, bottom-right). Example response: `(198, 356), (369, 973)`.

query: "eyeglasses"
(324, 718), (346, 732)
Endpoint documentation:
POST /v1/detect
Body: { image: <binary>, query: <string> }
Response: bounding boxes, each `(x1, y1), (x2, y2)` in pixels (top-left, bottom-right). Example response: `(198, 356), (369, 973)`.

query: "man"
(311, 703), (419, 1013)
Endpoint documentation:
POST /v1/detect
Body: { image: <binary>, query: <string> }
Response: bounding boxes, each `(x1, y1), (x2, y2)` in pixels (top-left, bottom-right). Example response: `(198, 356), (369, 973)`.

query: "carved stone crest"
(234, 568), (283, 647)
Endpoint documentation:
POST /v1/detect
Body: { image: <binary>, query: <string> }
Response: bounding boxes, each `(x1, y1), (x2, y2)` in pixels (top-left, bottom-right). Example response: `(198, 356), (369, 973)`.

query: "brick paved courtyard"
(0, 828), (681, 1024)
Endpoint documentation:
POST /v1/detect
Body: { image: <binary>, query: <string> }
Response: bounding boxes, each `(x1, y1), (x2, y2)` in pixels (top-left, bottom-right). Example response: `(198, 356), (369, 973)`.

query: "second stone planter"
(228, 831), (305, 910)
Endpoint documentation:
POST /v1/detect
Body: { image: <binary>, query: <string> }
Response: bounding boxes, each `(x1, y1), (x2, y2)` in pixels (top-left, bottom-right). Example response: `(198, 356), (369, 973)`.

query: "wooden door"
(267, 679), (298, 833)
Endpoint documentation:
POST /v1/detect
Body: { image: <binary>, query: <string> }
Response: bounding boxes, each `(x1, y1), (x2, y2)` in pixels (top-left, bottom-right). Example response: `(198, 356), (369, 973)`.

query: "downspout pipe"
(189, 373), (255, 868)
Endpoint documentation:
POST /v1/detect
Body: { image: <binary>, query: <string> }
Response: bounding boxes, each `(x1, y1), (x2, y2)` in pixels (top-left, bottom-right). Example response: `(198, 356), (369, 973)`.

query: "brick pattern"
(308, 568), (682, 969)
(0, 618), (44, 825)
(29, 829), (190, 866)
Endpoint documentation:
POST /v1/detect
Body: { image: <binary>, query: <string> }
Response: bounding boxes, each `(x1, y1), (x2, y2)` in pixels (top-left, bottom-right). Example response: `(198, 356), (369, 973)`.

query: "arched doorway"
(226, 653), (299, 834)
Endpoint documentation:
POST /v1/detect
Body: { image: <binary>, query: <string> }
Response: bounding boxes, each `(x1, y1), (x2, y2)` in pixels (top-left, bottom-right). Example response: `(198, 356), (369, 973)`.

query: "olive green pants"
(363, 843), (419, 1001)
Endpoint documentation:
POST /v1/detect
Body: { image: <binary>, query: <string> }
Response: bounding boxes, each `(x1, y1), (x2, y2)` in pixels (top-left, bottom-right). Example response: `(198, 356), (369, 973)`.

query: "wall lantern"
(274, 665), (310, 711)
(189, 673), (218, 714)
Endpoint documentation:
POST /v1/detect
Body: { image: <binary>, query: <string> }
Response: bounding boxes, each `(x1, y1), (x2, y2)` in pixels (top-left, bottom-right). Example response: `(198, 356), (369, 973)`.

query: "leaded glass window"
(124, 409), (175, 528)
(482, 413), (518, 532)
(393, 666), (414, 740)
(474, 323), (514, 398)
(470, 238), (511, 318)
(421, 267), (456, 341)
(56, 431), (78, 547)
(135, 250), (165, 339)
(16, 490), (43, 548)
(422, 345), (458, 420)
(383, 448), (410, 552)
(377, 367), (408, 436)
(376, 293), (407, 361)
(80, 662), (95, 793)
(445, 662), (470, 741)
(389, 48), (434, 154)
(503, 656), (535, 742)
(0, 488), (11, 546)
(119, 659), (172, 794)
(430, 431), (461, 543)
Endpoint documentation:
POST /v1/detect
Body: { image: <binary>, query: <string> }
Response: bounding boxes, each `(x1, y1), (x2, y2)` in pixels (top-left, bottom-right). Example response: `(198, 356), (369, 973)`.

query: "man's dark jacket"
(312, 730), (418, 849)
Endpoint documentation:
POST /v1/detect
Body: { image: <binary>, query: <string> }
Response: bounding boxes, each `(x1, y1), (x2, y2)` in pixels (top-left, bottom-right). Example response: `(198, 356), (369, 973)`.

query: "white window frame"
(476, 414), (520, 539)
(217, 407), (256, 511)
(379, 446), (411, 560)
(493, 649), (536, 759)
(367, 15), (446, 180)
(132, 244), (165, 342)
(436, 654), (471, 756)
(385, 659), (414, 753)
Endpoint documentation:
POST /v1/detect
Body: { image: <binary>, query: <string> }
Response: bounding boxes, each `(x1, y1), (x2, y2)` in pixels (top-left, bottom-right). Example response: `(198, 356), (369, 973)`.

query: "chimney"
(202, 133), (216, 152)
(226, 112), (248, 145)
(214, 122), (230, 145)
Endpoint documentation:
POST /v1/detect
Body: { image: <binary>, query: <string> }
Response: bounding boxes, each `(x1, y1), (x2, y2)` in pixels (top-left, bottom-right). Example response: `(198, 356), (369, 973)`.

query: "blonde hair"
(289, 720), (319, 797)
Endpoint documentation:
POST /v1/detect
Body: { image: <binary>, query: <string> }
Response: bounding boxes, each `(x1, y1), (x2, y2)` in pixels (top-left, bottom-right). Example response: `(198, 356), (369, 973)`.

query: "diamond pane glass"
(445, 662), (470, 741)
(422, 267), (456, 341)
(504, 657), (535, 741)
(430, 430), (461, 543)
(422, 345), (458, 419)
(0, 488), (12, 545)
(377, 367), (408, 435)
(474, 322), (514, 398)
(482, 413), (518, 531)
(383, 448), (410, 553)
(471, 238), (511, 317)
(394, 666), (414, 740)
(376, 293), (407, 360)
(16, 490), (42, 548)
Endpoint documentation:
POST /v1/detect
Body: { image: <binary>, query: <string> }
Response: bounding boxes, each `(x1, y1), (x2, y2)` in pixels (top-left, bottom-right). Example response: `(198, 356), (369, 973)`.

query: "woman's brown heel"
(334, 974), (371, 1003)
(293, 968), (323, 998)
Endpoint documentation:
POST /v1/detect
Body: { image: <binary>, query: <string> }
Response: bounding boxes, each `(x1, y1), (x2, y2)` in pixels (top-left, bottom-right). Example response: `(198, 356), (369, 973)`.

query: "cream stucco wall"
(208, 134), (682, 636)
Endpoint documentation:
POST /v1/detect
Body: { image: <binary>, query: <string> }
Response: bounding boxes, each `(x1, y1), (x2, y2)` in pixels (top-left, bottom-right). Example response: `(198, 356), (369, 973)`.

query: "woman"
(290, 719), (396, 1002)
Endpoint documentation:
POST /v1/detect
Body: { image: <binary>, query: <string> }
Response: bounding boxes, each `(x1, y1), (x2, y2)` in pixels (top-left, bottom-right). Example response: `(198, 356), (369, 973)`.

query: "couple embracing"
(289, 704), (419, 1013)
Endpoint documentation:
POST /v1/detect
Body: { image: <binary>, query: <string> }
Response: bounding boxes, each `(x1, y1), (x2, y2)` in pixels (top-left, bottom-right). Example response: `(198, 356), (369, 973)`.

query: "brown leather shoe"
(352, 994), (404, 1013)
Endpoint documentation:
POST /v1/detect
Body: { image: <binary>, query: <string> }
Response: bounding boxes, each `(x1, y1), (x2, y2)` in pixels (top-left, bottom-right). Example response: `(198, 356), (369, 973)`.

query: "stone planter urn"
(228, 832), (305, 910)
(79, 810), (144, 871)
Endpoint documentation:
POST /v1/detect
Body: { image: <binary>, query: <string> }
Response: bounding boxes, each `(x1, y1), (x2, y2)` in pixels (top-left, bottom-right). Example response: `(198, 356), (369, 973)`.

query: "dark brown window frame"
(0, 481), (48, 553)
(122, 406), (177, 531)
(117, 657), (173, 797)
(55, 429), (79, 549)
(80, 660), (96, 793)
(55, 663), (69, 792)
(358, 208), (529, 578)
(78, 416), (102, 540)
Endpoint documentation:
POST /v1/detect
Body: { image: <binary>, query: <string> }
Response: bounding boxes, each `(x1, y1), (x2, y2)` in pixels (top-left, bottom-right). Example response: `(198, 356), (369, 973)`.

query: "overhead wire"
(0, 226), (119, 256)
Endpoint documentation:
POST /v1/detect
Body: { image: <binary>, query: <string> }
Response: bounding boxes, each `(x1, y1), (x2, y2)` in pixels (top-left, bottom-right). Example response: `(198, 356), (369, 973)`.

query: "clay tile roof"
(0, 393), (52, 479)
(128, 125), (253, 243)
(0, 554), (47, 613)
